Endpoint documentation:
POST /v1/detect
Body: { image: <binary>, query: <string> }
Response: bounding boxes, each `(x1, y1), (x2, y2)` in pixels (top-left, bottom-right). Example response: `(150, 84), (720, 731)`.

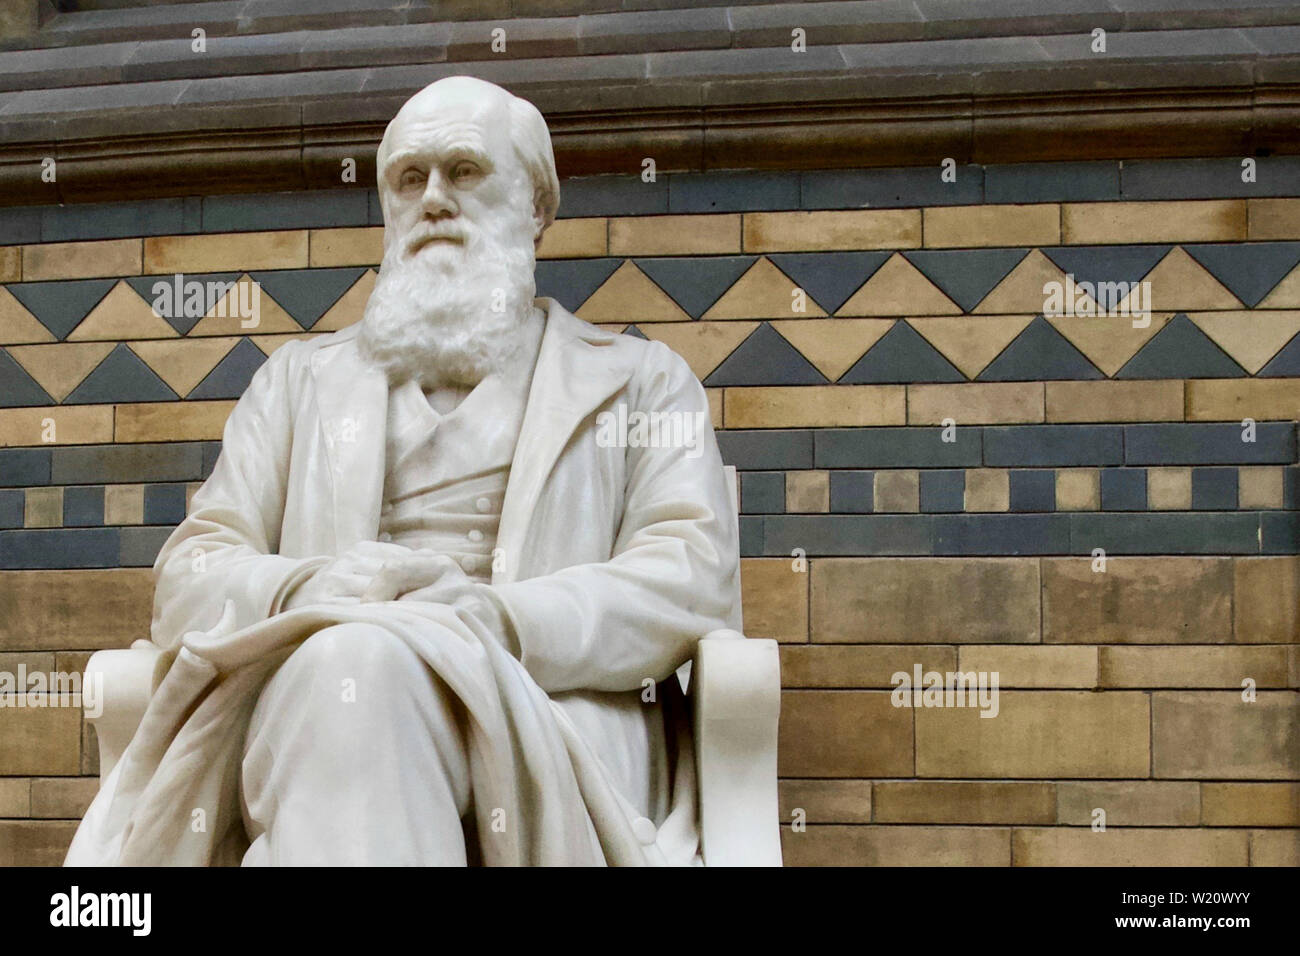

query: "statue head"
(358, 76), (560, 390)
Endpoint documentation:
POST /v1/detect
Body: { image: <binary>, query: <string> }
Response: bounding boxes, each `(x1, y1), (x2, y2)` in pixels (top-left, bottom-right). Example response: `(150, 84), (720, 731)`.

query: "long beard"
(357, 225), (537, 389)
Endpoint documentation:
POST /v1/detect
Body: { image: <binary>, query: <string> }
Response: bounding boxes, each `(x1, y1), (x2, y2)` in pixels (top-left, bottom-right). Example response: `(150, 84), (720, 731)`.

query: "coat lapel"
(494, 298), (634, 583)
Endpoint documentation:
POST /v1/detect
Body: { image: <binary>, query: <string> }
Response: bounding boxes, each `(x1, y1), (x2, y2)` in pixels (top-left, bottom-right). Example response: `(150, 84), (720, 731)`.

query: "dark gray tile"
(0, 349), (55, 407)
(251, 268), (367, 329)
(919, 469), (965, 513)
(739, 515), (764, 556)
(0, 528), (120, 569)
(634, 256), (757, 319)
(51, 443), (204, 485)
(1122, 157), (1300, 200)
(1260, 512), (1300, 554)
(143, 483), (188, 525)
(933, 514), (1070, 555)
(829, 470), (875, 514)
(668, 171), (799, 213)
(63, 343), (178, 405)
(800, 166), (983, 210)
(1259, 332), (1300, 377)
(704, 323), (827, 387)
(1191, 467), (1239, 510)
(1116, 313), (1247, 379)
(1183, 242), (1300, 308)
(984, 160), (1119, 203)
(816, 427), (982, 469)
(203, 190), (371, 233)
(0, 448), (51, 487)
(40, 198), (190, 242)
(533, 258), (623, 312)
(740, 471), (784, 514)
(201, 442), (223, 479)
(1124, 423), (1296, 465)
(984, 425), (1123, 467)
(767, 252), (891, 315)
(838, 320), (965, 385)
(1009, 469), (1056, 512)
(764, 514), (934, 556)
(1100, 468), (1147, 511)
(1041, 244), (1171, 293)
(62, 485), (104, 527)
(717, 429), (813, 470)
(0, 489), (22, 529)
(6, 279), (117, 341)
(559, 175), (668, 218)
(1284, 465), (1300, 509)
(0, 206), (43, 244)
(120, 526), (176, 568)
(977, 315), (1104, 382)
(1068, 513), (1260, 555)
(903, 248), (1028, 312)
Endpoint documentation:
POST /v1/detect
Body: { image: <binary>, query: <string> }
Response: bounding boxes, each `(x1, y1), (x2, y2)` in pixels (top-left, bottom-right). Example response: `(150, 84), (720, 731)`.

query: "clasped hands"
(285, 540), (476, 610)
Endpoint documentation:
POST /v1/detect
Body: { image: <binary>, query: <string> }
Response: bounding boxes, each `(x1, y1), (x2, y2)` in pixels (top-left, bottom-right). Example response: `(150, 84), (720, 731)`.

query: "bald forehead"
(381, 80), (514, 169)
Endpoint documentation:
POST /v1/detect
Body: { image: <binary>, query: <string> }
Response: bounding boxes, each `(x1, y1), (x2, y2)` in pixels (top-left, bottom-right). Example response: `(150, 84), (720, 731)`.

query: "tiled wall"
(1, 160), (1298, 865)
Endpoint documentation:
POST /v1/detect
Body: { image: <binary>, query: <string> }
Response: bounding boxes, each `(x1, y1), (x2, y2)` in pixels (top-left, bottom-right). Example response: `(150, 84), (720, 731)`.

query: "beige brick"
(740, 558), (807, 643)
(908, 382), (1043, 425)
(743, 209), (921, 253)
(537, 217), (606, 258)
(81, 721), (98, 777)
(875, 781), (1055, 824)
(610, 215), (739, 256)
(785, 470), (829, 513)
(1055, 469), (1100, 511)
(1043, 557), (1232, 644)
(957, 645), (1097, 688)
(0, 777), (30, 817)
(1058, 781), (1200, 826)
(706, 388), (722, 429)
(308, 227), (383, 267)
(1202, 783), (1300, 826)
(0, 246), (19, 283)
(723, 385), (904, 428)
(1238, 465), (1284, 509)
(0, 704), (82, 775)
(114, 400), (235, 442)
(1101, 646), (1289, 688)
(22, 239), (141, 281)
(779, 780), (872, 824)
(924, 204), (1060, 248)
(1045, 380), (1183, 423)
(0, 569), (154, 651)
(916, 691), (1149, 778)
(1154, 691), (1299, 778)
(145, 231), (308, 274)
(1013, 828), (1247, 867)
(103, 485), (144, 526)
(29, 776), (99, 819)
(0, 406), (113, 447)
(1063, 200), (1247, 245)
(779, 691), (912, 777)
(779, 644), (956, 688)
(0, 651), (55, 672)
(1249, 198), (1300, 240)
(1292, 645), (1300, 688)
(54, 651), (93, 677)
(811, 557), (1040, 644)
(873, 470), (919, 513)
(1235, 557), (1300, 643)
(0, 820), (80, 866)
(1249, 829), (1300, 866)
(1186, 378), (1300, 421)
(1147, 467), (1191, 509)
(784, 825), (1009, 866)
(964, 468), (1009, 512)
(22, 486), (61, 528)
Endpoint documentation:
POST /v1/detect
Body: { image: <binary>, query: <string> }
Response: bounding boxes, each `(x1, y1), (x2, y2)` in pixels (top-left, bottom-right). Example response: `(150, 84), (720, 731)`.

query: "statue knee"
(290, 622), (415, 681)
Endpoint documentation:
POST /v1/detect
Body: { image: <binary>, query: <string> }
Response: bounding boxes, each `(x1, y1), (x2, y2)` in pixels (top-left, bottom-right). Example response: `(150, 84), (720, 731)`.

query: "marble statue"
(65, 76), (741, 866)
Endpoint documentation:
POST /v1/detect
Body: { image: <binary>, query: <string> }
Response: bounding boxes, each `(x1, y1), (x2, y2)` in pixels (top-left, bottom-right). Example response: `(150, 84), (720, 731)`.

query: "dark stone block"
(740, 471), (784, 514)
(1100, 468), (1147, 511)
(559, 175), (668, 218)
(1068, 513), (1260, 555)
(0, 528), (120, 569)
(984, 160), (1119, 203)
(1009, 469), (1056, 512)
(0, 448), (51, 487)
(1260, 512), (1300, 554)
(800, 166), (983, 210)
(62, 485), (104, 527)
(119, 526), (174, 568)
(829, 470), (874, 514)
(717, 429), (813, 470)
(1124, 423), (1297, 466)
(143, 483), (188, 525)
(764, 514), (934, 556)
(704, 323), (827, 387)
(203, 190), (370, 233)
(668, 171), (799, 213)
(984, 425), (1123, 467)
(739, 515), (764, 557)
(920, 469), (965, 513)
(1191, 467), (1239, 510)
(0, 489), (22, 529)
(816, 427), (981, 468)
(51, 443), (204, 485)
(933, 513), (1070, 555)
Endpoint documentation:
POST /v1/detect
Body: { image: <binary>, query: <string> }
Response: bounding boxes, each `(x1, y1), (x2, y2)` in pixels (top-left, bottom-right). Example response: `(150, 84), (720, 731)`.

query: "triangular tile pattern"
(837, 253), (961, 316)
(634, 256), (757, 318)
(129, 337), (240, 397)
(189, 275), (301, 336)
(767, 251), (892, 314)
(0, 287), (56, 345)
(1259, 262), (1300, 309)
(0, 349), (55, 407)
(978, 315), (1104, 381)
(1188, 311), (1300, 375)
(64, 342), (179, 404)
(68, 280), (178, 341)
(909, 314), (1036, 380)
(1116, 313), (1247, 379)
(534, 258), (623, 312)
(1136, 247), (1241, 313)
(703, 322), (828, 387)
(1184, 242), (1300, 307)
(902, 249), (1029, 312)
(621, 325), (649, 340)
(124, 273), (243, 335)
(251, 268), (368, 330)
(251, 333), (318, 355)
(770, 319), (893, 382)
(838, 320), (965, 384)
(1041, 245), (1172, 310)
(639, 321), (758, 380)
(975, 250), (1068, 314)
(9, 341), (114, 403)
(702, 258), (828, 320)
(1046, 310), (1172, 378)
(314, 269), (375, 332)
(576, 261), (690, 323)
(189, 338), (269, 400)
(1259, 332), (1300, 377)
(7, 278), (116, 341)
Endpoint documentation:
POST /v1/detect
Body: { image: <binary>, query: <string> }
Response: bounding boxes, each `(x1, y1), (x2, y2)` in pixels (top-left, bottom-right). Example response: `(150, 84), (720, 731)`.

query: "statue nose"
(420, 175), (458, 218)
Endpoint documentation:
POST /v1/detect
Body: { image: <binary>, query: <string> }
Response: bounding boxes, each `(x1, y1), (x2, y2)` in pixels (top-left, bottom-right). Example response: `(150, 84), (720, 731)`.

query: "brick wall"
(1, 159), (1298, 865)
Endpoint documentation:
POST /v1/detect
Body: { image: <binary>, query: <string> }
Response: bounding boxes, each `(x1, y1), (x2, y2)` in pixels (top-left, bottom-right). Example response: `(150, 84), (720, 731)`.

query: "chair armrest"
(692, 628), (782, 866)
(83, 641), (168, 784)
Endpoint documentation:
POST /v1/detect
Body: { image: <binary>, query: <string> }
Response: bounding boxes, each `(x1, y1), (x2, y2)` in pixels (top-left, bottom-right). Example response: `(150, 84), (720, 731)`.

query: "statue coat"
(65, 298), (739, 866)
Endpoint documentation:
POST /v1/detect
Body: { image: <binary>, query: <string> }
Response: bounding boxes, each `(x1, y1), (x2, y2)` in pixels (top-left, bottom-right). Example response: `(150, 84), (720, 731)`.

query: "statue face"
(378, 86), (537, 266)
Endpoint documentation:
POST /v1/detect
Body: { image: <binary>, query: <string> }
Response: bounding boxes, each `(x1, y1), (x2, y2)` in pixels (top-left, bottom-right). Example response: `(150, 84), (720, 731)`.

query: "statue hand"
(359, 550), (469, 603)
(283, 540), (422, 609)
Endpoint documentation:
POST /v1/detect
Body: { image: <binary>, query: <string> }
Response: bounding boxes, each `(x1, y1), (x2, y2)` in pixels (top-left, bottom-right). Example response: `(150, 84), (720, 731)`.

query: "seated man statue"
(66, 75), (739, 867)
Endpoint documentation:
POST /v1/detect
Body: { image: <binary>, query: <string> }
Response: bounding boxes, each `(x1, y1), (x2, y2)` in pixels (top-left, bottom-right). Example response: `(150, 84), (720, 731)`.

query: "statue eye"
(450, 160), (481, 183)
(398, 168), (426, 190)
